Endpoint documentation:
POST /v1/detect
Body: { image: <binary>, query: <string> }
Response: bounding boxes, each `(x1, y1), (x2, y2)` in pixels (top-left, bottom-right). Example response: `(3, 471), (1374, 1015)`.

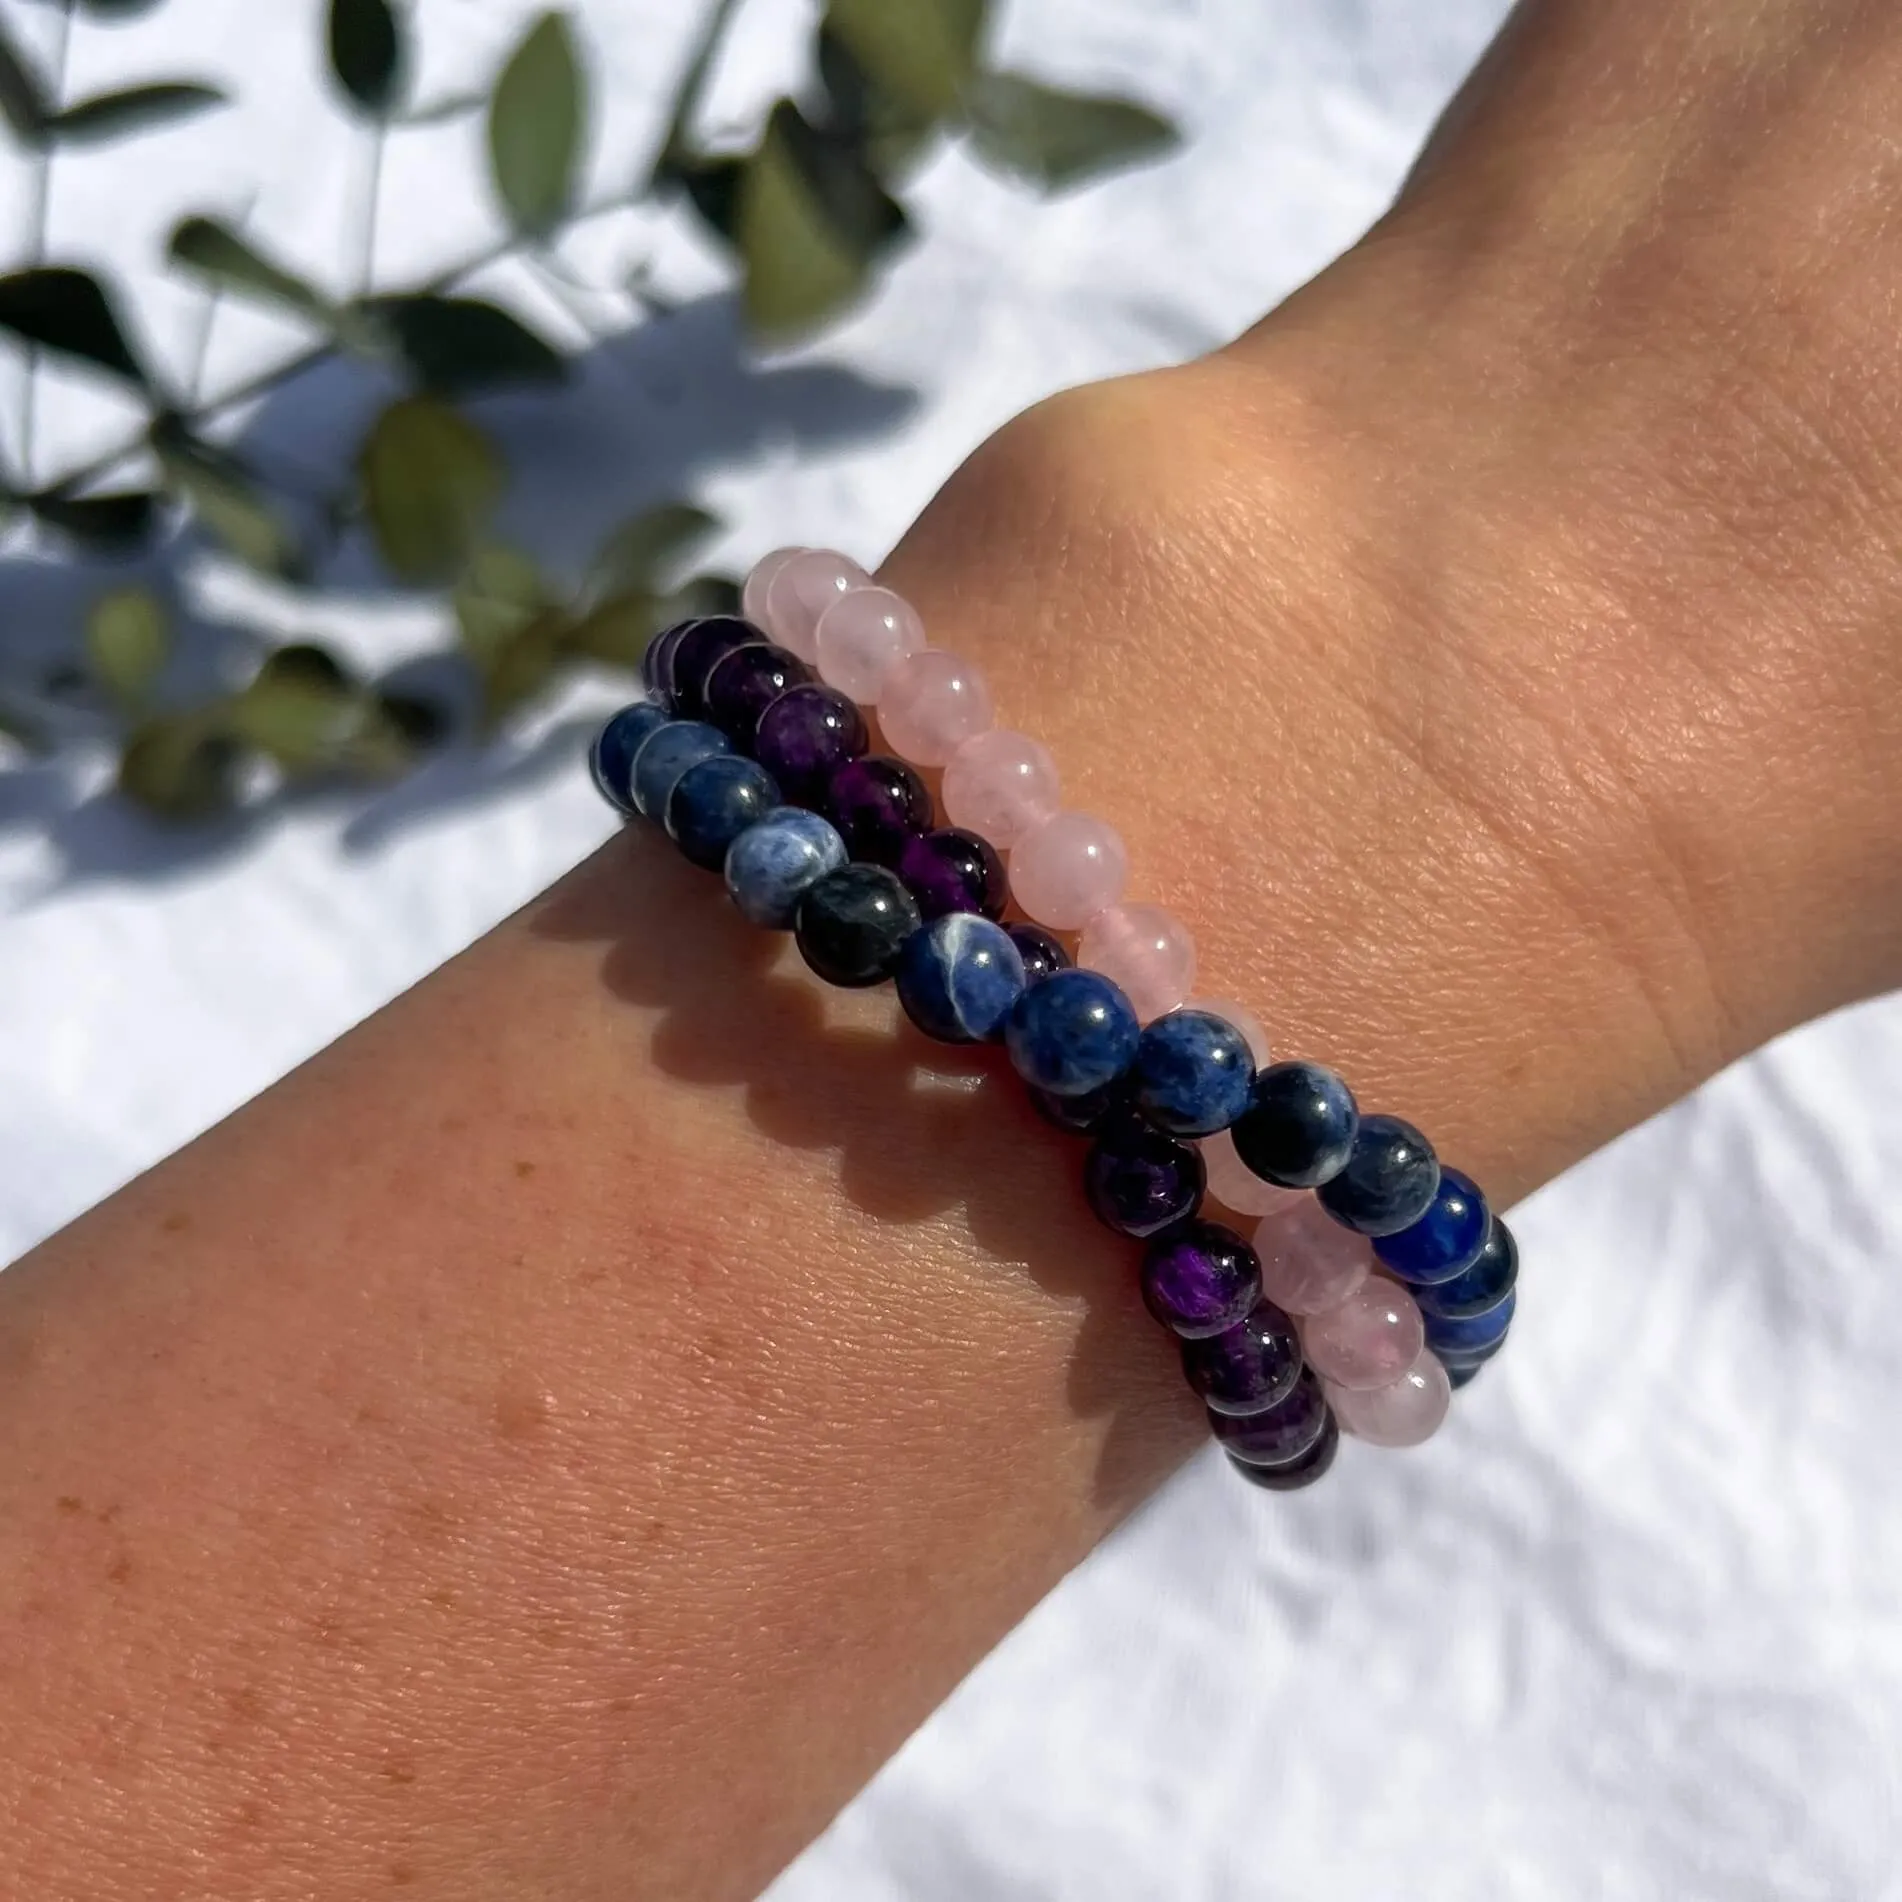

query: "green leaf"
(962, 73), (1178, 191)
(488, 11), (584, 238)
(118, 715), (241, 820)
(0, 21), (49, 141)
(361, 293), (565, 395)
(25, 487), (158, 552)
(453, 543), (546, 663)
(479, 610), (569, 723)
(232, 643), (362, 771)
(358, 395), (504, 585)
(86, 586), (169, 705)
(824, 0), (988, 120)
(0, 267), (148, 388)
(816, 26), (935, 175)
(565, 590), (660, 667)
(168, 216), (335, 328)
(665, 154), (744, 247)
(154, 430), (302, 577)
(587, 503), (718, 599)
(328, 0), (405, 116)
(47, 82), (226, 144)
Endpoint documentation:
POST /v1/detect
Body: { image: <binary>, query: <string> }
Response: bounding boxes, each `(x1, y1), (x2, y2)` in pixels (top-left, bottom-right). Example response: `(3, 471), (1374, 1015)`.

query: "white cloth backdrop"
(1, 2), (1898, 1898)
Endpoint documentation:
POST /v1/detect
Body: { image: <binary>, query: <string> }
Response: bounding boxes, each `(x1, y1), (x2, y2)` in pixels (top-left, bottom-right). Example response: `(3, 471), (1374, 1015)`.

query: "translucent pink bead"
(1202, 1129), (1307, 1220)
(1078, 903), (1196, 1022)
(941, 729), (1061, 849)
(1327, 1350), (1452, 1448)
(814, 586), (924, 703)
(1184, 997), (1270, 1067)
(876, 648), (995, 767)
(742, 546), (807, 630)
(1301, 1278), (1427, 1392)
(1008, 811), (1128, 932)
(1254, 1196), (1373, 1315)
(764, 548), (869, 662)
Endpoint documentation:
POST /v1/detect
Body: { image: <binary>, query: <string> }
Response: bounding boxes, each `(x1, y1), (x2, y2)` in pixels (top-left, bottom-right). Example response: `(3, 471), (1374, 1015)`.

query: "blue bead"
(724, 807), (848, 929)
(1415, 1214), (1519, 1321)
(1372, 1166), (1490, 1286)
(665, 754), (781, 871)
(589, 701), (668, 813)
(895, 914), (1027, 1044)
(631, 719), (732, 820)
(1315, 1113), (1440, 1237)
(1003, 968), (1140, 1098)
(1229, 1060), (1359, 1188)
(1130, 1009), (1255, 1138)
(1422, 1288), (1516, 1356)
(1446, 1360), (1483, 1390)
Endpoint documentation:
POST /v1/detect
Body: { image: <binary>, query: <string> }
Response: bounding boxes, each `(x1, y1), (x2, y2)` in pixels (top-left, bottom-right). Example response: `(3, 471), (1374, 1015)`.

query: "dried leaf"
(0, 266), (148, 388)
(328, 0), (405, 116)
(86, 585), (169, 704)
(169, 216), (334, 328)
(488, 12), (584, 238)
(359, 395), (503, 585)
(963, 73), (1179, 191)
(25, 487), (159, 552)
(362, 293), (565, 395)
(47, 82), (226, 144)
(824, 0), (987, 120)
(587, 503), (718, 599)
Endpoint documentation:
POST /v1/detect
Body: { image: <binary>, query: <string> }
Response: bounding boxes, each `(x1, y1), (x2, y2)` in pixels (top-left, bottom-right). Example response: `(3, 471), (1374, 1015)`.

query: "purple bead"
(1082, 1115), (1206, 1238)
(825, 754), (933, 865)
(755, 683), (869, 804)
(704, 641), (813, 747)
(1181, 1300), (1304, 1416)
(1028, 1073), (1128, 1136)
(1141, 1219), (1262, 1338)
(1007, 922), (1071, 984)
(1207, 1367), (1328, 1466)
(642, 617), (699, 707)
(897, 826), (1007, 921)
(1227, 1406), (1338, 1490)
(668, 615), (766, 721)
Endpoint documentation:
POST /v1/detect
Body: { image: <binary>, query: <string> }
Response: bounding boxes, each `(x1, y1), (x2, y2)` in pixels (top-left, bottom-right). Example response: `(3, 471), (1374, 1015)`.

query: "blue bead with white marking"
(895, 914), (1027, 1044)
(1130, 1008), (1256, 1137)
(724, 807), (847, 929)
(631, 719), (731, 820)
(1003, 967), (1141, 1097)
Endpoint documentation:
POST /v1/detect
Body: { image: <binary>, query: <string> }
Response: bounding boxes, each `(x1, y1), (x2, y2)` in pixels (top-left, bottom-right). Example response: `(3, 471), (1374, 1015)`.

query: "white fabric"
(2, 3), (1897, 1898)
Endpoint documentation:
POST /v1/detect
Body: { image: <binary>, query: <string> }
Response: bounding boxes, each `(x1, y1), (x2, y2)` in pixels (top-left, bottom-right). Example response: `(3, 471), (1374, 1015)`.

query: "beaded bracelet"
(588, 547), (1519, 1491)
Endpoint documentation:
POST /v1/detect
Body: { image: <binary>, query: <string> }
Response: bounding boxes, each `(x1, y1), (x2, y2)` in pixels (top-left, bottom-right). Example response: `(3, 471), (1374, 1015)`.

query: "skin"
(3, 0), (1901, 1894)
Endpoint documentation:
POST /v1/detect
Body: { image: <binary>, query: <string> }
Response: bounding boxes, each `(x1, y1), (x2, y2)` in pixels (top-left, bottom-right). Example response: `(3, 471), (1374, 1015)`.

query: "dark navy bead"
(703, 642), (812, 747)
(665, 754), (781, 870)
(631, 719), (732, 819)
(1416, 1215), (1519, 1322)
(1229, 1060), (1359, 1188)
(641, 617), (698, 706)
(1227, 1406), (1338, 1490)
(1082, 1116), (1205, 1237)
(1027, 1074), (1128, 1136)
(794, 863), (922, 988)
(1207, 1368), (1328, 1467)
(1004, 968), (1141, 1098)
(1422, 1288), (1515, 1357)
(755, 684), (868, 803)
(1130, 1009), (1256, 1138)
(589, 701), (668, 813)
(669, 615), (764, 720)
(898, 826), (1007, 921)
(1316, 1114), (1441, 1237)
(1446, 1361), (1483, 1391)
(1181, 1300), (1303, 1416)
(724, 807), (848, 928)
(1142, 1220), (1262, 1338)
(1373, 1166), (1490, 1286)
(825, 755), (933, 866)
(894, 914), (1026, 1043)
(1007, 922), (1070, 985)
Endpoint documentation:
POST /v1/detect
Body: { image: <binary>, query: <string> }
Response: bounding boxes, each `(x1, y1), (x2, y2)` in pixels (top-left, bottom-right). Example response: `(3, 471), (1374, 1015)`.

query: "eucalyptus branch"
(16, 0), (77, 487)
(651, 0), (745, 178)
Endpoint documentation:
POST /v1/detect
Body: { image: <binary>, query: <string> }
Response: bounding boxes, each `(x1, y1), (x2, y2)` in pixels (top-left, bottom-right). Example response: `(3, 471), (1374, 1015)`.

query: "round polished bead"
(1142, 1220), (1262, 1339)
(1201, 1130), (1308, 1220)
(1228, 1408), (1339, 1490)
(941, 728), (1061, 849)
(1004, 967), (1141, 1097)
(1302, 1278), (1426, 1392)
(894, 914), (1026, 1044)
(1327, 1351), (1452, 1448)
(1207, 1367), (1328, 1466)
(589, 701), (669, 813)
(1422, 1288), (1516, 1356)
(641, 617), (697, 705)
(1009, 810), (1129, 932)
(1027, 1074), (1127, 1136)
(1373, 1166), (1491, 1286)
(1078, 903), (1197, 1023)
(876, 648), (995, 767)
(1181, 1301), (1303, 1416)
(814, 585), (924, 702)
(1130, 1009), (1256, 1138)
(825, 754), (933, 866)
(1083, 1117), (1206, 1237)
(1230, 1061), (1359, 1189)
(755, 683), (869, 803)
(665, 754), (780, 870)
(1416, 1215), (1519, 1321)
(631, 719), (732, 820)
(1317, 1114), (1441, 1237)
(1253, 1195), (1375, 1315)
(741, 546), (807, 630)
(670, 615), (764, 721)
(1184, 997), (1271, 1067)
(898, 826), (1007, 921)
(703, 641), (813, 746)
(724, 807), (848, 928)
(1446, 1360), (1483, 1391)
(1007, 922), (1071, 985)
(794, 863), (922, 988)
(764, 548), (869, 661)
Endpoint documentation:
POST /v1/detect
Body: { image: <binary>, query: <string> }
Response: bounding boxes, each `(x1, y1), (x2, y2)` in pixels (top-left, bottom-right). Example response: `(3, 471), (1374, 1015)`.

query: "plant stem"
(651, 0), (746, 181)
(358, 119), (386, 299)
(17, 0), (77, 491)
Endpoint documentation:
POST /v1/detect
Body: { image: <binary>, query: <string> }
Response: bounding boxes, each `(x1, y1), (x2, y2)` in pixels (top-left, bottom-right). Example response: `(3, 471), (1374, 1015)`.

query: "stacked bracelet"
(588, 546), (1519, 1491)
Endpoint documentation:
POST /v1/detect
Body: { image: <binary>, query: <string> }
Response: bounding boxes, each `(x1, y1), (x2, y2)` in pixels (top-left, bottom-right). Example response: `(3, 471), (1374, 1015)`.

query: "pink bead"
(941, 729), (1061, 849)
(1078, 903), (1197, 1022)
(1327, 1351), (1452, 1449)
(764, 548), (869, 662)
(1301, 1278), (1427, 1392)
(1184, 997), (1271, 1067)
(1008, 811), (1129, 932)
(742, 546), (807, 629)
(814, 585), (924, 703)
(1254, 1197), (1373, 1314)
(1201, 1129), (1307, 1220)
(876, 648), (995, 766)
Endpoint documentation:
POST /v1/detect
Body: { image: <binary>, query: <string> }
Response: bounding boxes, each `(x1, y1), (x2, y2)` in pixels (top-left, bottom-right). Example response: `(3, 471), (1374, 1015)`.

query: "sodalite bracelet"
(593, 548), (1520, 1490)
